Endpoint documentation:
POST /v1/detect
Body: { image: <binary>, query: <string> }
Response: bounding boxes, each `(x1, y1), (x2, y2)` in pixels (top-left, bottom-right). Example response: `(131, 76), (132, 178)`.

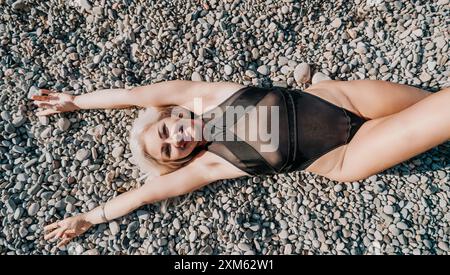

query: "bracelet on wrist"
(100, 202), (109, 223)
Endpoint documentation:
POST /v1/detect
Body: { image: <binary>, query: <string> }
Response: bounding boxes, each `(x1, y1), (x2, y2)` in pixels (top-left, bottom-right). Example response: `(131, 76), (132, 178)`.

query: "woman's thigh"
(306, 88), (450, 182)
(305, 80), (433, 120)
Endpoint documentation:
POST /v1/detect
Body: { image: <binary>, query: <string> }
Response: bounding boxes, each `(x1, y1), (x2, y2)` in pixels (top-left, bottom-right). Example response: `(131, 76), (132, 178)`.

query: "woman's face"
(143, 115), (204, 162)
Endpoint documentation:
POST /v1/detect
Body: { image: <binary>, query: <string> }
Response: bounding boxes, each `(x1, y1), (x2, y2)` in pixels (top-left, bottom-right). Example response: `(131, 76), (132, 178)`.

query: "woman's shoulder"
(181, 81), (248, 115)
(187, 150), (250, 180)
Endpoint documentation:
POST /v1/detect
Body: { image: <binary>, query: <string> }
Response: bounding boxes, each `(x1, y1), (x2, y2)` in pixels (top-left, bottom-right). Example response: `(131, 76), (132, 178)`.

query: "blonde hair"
(129, 106), (197, 180)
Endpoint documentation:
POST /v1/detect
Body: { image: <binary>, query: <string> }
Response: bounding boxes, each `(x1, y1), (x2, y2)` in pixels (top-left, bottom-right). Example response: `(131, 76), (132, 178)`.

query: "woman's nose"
(168, 133), (184, 148)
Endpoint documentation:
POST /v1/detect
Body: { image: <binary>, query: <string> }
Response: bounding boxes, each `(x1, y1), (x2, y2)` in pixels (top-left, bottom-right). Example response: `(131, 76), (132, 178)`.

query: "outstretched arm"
(73, 88), (134, 110)
(31, 87), (137, 116)
(71, 79), (204, 110)
(31, 85), (153, 116)
(32, 80), (245, 116)
(43, 160), (221, 247)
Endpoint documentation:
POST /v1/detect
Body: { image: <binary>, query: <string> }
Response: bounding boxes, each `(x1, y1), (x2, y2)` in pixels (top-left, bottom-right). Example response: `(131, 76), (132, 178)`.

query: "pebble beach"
(0, 0), (449, 255)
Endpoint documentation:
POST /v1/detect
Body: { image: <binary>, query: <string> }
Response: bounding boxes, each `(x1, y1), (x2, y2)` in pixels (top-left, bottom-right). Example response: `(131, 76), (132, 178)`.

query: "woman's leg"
(305, 80), (434, 119)
(318, 88), (450, 182)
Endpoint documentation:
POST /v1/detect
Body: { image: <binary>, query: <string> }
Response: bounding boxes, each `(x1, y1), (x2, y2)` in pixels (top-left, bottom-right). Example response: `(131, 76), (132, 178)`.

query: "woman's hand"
(31, 89), (79, 116)
(44, 214), (93, 248)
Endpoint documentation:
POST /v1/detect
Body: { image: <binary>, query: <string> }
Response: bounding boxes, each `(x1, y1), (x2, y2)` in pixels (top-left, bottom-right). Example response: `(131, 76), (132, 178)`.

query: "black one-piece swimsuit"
(187, 86), (367, 176)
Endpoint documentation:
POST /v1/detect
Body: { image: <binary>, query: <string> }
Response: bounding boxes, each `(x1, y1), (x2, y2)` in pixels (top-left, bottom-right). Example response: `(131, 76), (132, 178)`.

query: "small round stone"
(293, 63), (311, 84)
(191, 71), (203, 81)
(75, 149), (90, 161)
(383, 205), (395, 215)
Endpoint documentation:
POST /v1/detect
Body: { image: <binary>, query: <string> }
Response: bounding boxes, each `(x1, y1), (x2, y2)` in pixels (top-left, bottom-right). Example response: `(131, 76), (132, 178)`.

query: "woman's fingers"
(44, 221), (59, 232)
(43, 218), (80, 248)
(31, 95), (46, 101)
(33, 101), (54, 108)
(44, 227), (64, 241)
(31, 95), (50, 101)
(39, 89), (55, 95)
(64, 229), (76, 235)
(31, 95), (59, 102)
(55, 227), (68, 239)
(57, 237), (72, 248)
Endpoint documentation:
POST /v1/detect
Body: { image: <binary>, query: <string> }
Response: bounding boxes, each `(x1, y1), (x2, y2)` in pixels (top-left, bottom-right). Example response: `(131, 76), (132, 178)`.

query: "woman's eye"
(166, 145), (171, 157)
(163, 124), (169, 137)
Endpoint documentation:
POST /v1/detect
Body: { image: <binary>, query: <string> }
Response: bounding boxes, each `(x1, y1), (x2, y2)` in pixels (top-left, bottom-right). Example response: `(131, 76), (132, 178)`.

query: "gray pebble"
(245, 70), (257, 78)
(12, 0), (27, 11)
(173, 218), (181, 230)
(224, 65), (233, 76)
(191, 71), (203, 81)
(28, 184), (41, 196)
(28, 203), (39, 216)
(383, 205), (395, 215)
(136, 210), (149, 220)
(199, 225), (211, 234)
(75, 149), (90, 161)
(435, 36), (446, 49)
(83, 249), (100, 255)
(17, 173), (27, 182)
(127, 221), (140, 233)
(279, 229), (289, 239)
(112, 68), (123, 77)
(19, 226), (28, 238)
(112, 146), (124, 159)
(14, 207), (24, 220)
(419, 71), (432, 82)
(438, 241), (449, 251)
(57, 118), (70, 131)
(79, 0), (92, 12)
(6, 198), (16, 213)
(189, 231), (197, 242)
(257, 65), (270, 76)
(1, 111), (11, 121)
(311, 72), (331, 84)
(407, 175), (420, 183)
(165, 64), (175, 72)
(12, 145), (25, 154)
(331, 18), (342, 29)
(293, 63), (311, 84)
(109, 221), (120, 236)
(396, 222), (409, 230)
(93, 55), (102, 64)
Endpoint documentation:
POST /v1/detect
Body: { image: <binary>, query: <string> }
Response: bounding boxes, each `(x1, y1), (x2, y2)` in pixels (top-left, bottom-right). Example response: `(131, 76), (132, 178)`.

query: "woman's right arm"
(43, 159), (226, 247)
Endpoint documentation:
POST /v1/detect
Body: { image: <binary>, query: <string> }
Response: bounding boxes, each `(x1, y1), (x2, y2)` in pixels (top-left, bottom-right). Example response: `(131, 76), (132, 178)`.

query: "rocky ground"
(0, 0), (449, 255)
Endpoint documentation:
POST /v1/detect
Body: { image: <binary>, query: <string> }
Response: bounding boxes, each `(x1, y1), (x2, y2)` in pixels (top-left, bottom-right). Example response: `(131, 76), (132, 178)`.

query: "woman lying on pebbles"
(32, 79), (450, 247)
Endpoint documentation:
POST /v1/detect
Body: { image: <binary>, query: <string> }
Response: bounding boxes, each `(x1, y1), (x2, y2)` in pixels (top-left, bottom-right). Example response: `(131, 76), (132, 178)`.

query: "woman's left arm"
(31, 87), (136, 116)
(43, 160), (222, 248)
(32, 80), (243, 116)
(75, 79), (243, 110)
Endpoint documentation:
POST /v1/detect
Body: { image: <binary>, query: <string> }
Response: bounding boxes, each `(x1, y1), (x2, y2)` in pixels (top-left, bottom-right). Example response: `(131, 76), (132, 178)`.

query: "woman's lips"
(178, 125), (192, 149)
(177, 119), (200, 148)
(179, 140), (187, 149)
